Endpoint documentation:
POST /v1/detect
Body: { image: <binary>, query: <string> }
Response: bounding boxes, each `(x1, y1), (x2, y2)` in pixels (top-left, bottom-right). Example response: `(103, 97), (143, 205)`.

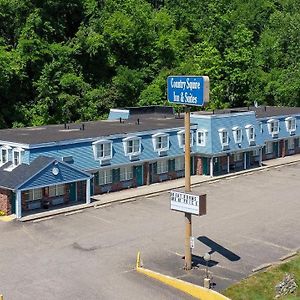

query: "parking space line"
(85, 213), (113, 224)
(240, 235), (293, 252)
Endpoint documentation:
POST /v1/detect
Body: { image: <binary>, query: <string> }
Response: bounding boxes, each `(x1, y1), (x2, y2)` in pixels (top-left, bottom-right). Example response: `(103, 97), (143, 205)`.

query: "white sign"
(170, 191), (200, 215)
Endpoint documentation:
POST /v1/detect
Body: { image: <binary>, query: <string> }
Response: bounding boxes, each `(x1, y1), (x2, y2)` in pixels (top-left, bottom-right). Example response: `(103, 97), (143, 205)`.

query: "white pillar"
(227, 155), (230, 173)
(86, 178), (91, 204)
(16, 190), (22, 219)
(210, 157), (214, 177)
(259, 148), (262, 166)
(243, 152), (247, 170)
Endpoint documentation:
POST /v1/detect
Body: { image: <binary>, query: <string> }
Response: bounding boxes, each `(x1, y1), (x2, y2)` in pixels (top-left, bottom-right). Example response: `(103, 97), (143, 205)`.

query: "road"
(0, 163), (299, 299)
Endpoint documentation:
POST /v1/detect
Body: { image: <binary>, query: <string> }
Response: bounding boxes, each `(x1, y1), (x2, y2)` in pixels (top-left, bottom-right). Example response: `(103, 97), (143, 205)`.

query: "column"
(259, 148), (263, 167)
(86, 178), (91, 204)
(227, 155), (230, 173)
(210, 157), (214, 177)
(16, 190), (22, 219)
(243, 152), (247, 170)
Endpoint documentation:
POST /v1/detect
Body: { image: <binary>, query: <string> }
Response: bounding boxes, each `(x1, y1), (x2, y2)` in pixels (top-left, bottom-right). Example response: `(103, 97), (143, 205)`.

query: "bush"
(0, 210), (6, 216)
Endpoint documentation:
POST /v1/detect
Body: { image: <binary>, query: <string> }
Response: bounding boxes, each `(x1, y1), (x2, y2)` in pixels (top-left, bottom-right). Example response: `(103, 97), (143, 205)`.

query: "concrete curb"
(19, 157), (300, 222)
(136, 252), (231, 300)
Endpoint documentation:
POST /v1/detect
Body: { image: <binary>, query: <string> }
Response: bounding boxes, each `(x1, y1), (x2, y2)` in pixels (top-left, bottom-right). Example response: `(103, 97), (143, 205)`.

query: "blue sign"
(167, 76), (209, 106)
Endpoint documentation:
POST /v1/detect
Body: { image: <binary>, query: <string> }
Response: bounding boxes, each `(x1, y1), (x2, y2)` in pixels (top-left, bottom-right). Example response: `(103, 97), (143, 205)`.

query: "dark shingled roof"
(0, 116), (185, 145)
(0, 156), (54, 189)
(193, 106), (300, 118)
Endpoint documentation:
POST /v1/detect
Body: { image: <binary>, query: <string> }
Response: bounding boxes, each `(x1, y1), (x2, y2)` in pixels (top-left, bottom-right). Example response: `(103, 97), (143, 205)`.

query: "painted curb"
(136, 252), (231, 300)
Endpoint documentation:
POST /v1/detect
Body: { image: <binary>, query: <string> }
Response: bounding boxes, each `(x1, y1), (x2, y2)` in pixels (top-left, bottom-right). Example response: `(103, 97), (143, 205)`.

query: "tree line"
(0, 0), (299, 128)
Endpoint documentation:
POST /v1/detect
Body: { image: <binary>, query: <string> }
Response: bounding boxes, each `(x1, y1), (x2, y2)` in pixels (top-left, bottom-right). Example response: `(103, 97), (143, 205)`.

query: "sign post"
(184, 105), (192, 270)
(167, 75), (209, 270)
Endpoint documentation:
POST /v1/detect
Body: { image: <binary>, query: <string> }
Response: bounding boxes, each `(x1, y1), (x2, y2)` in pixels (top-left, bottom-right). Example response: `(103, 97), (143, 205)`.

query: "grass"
(223, 254), (300, 300)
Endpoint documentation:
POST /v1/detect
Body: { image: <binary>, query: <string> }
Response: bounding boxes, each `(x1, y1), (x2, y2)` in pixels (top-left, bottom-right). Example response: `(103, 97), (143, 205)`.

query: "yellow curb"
(0, 215), (15, 222)
(136, 252), (231, 300)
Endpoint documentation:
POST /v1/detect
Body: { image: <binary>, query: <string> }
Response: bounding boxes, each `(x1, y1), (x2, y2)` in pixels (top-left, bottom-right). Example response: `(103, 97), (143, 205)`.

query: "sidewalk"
(20, 154), (300, 222)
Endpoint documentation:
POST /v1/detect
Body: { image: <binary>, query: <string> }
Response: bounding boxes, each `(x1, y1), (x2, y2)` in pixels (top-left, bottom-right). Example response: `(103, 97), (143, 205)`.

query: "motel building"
(1, 105), (300, 219)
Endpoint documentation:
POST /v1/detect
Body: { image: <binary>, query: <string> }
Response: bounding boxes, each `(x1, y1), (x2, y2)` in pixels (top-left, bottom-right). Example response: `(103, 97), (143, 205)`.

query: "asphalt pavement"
(0, 162), (299, 299)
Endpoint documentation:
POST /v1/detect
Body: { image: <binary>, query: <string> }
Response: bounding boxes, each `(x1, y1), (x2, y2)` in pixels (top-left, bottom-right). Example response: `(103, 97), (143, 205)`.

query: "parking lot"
(0, 163), (299, 299)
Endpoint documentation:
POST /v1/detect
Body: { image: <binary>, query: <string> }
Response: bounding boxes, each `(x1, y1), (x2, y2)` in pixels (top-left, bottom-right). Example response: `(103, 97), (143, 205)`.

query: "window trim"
(98, 169), (113, 185)
(196, 129), (207, 146)
(218, 128), (229, 146)
(0, 146), (10, 165)
(175, 156), (185, 171)
(120, 166), (133, 181)
(285, 117), (296, 133)
(49, 184), (64, 197)
(267, 119), (279, 135)
(265, 142), (273, 154)
(288, 138), (295, 150)
(152, 133), (169, 153)
(123, 136), (142, 157)
(12, 148), (24, 166)
(177, 130), (194, 148)
(245, 124), (255, 143)
(157, 159), (168, 174)
(232, 126), (242, 144)
(92, 139), (113, 162)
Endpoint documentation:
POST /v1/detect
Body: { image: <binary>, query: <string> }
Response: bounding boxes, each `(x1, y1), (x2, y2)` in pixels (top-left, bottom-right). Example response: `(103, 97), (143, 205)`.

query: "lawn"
(223, 254), (300, 300)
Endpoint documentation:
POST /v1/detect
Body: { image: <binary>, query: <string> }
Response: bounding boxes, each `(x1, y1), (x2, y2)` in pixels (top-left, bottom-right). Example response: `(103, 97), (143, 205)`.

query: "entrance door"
(133, 165), (143, 186)
(273, 142), (279, 157)
(69, 182), (77, 202)
(202, 158), (208, 175)
(11, 191), (16, 214)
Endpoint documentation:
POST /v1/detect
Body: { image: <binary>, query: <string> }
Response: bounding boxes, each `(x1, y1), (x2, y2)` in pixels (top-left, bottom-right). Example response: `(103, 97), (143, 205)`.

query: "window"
(23, 188), (43, 202)
(259, 122), (263, 133)
(98, 169), (112, 185)
(0, 148), (8, 165)
(120, 166), (133, 181)
(157, 160), (168, 174)
(152, 133), (169, 152)
(245, 125), (255, 143)
(252, 149), (260, 156)
(197, 130), (207, 146)
(93, 140), (112, 161)
(288, 139), (295, 150)
(218, 128), (229, 146)
(232, 127), (242, 143)
(123, 137), (141, 156)
(49, 184), (64, 197)
(267, 119), (279, 135)
(285, 117), (296, 133)
(13, 151), (20, 166)
(233, 153), (243, 161)
(177, 130), (193, 148)
(265, 142), (273, 154)
(175, 156), (185, 171)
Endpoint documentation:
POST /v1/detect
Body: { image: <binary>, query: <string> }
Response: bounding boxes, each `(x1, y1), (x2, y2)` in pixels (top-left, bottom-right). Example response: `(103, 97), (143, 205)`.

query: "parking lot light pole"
(184, 105), (192, 270)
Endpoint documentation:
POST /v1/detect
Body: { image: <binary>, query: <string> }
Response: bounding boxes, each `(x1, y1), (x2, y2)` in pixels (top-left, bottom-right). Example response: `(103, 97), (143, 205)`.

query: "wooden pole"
(184, 106), (192, 270)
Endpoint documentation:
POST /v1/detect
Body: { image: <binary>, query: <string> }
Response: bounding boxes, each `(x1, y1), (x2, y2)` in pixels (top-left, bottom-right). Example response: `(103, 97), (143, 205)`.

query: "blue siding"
(28, 129), (188, 171)
(259, 115), (300, 142)
(18, 161), (91, 190)
(192, 112), (264, 155)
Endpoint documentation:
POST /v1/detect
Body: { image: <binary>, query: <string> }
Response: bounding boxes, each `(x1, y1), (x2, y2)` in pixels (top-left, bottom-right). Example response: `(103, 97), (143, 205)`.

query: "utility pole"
(184, 105), (192, 270)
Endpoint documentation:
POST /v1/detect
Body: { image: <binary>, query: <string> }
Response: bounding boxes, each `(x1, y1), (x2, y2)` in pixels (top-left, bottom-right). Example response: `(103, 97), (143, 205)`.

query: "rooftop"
(193, 106), (300, 118)
(0, 115), (185, 145)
